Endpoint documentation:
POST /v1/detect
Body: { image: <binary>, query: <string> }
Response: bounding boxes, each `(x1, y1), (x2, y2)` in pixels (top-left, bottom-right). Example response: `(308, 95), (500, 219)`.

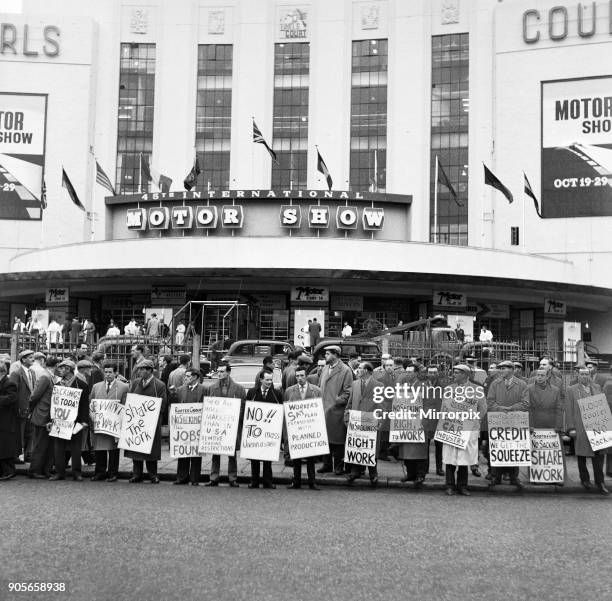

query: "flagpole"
(138, 152), (142, 194)
(434, 155), (439, 244)
(522, 185), (526, 251)
(374, 149), (378, 193)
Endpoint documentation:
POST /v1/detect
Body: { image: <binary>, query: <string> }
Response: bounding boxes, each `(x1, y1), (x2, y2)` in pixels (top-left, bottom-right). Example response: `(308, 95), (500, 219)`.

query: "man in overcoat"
(9, 348), (37, 463)
(0, 362), (18, 479)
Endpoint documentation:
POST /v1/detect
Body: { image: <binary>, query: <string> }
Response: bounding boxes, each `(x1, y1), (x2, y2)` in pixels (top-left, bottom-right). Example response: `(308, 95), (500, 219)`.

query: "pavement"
(14, 440), (612, 495)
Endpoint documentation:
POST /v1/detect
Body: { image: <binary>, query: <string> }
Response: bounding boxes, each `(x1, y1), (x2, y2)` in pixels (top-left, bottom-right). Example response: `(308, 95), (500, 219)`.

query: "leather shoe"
(316, 466), (332, 474)
(205, 480), (219, 487)
(346, 474), (358, 483)
(73, 475), (83, 482)
(248, 483), (259, 489)
(29, 473), (47, 480)
(287, 483), (301, 489)
(129, 476), (143, 483)
(228, 481), (239, 488)
(308, 483), (321, 491)
(90, 474), (106, 481)
(173, 479), (189, 485)
(471, 468), (482, 477)
(414, 476), (425, 490)
(48, 475), (65, 481)
(262, 483), (276, 489)
(333, 468), (345, 476)
(0, 472), (16, 480)
(436, 469), (445, 477)
(581, 480), (592, 490)
(458, 487), (471, 496)
(596, 483), (610, 495)
(511, 479), (524, 491)
(106, 476), (118, 482)
(445, 486), (456, 496)
(150, 476), (160, 484)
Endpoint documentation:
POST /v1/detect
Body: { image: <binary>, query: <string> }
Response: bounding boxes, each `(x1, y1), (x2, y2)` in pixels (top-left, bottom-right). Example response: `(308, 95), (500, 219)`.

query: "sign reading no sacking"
(284, 397), (329, 459)
(49, 385), (82, 440)
(239, 401), (283, 462)
(529, 429), (564, 484)
(118, 393), (162, 455)
(198, 396), (242, 456)
(344, 410), (377, 467)
(169, 403), (202, 459)
(90, 399), (124, 438)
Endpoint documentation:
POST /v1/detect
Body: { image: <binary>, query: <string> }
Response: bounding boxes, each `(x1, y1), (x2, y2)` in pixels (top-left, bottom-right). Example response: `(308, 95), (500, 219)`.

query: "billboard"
(541, 76), (612, 218)
(0, 92), (47, 220)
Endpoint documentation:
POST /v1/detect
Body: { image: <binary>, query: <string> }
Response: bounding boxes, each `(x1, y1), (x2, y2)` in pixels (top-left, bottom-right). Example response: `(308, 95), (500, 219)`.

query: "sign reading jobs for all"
(240, 401), (284, 462)
(488, 412), (531, 467)
(529, 429), (564, 484)
(344, 410), (378, 467)
(284, 397), (330, 459)
(118, 394), (162, 456)
(49, 386), (82, 440)
(169, 403), (202, 459)
(577, 394), (612, 452)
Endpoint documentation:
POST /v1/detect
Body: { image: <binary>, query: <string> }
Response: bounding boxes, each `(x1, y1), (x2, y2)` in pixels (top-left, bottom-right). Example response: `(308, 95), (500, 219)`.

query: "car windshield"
(228, 365), (282, 385)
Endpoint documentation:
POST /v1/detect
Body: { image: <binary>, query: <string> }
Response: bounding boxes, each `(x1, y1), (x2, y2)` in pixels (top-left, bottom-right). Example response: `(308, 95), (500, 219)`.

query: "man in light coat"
(9, 349), (37, 464)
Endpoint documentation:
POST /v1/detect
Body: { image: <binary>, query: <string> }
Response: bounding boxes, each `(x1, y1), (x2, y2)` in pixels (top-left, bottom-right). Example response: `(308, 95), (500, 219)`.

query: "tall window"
(271, 43), (309, 189)
(350, 39), (387, 192)
(196, 45), (233, 189)
(116, 43), (156, 194)
(430, 34), (469, 245)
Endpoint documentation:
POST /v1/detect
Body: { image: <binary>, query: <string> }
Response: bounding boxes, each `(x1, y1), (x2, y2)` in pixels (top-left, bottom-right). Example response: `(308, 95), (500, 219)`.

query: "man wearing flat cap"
(9, 349), (37, 465)
(126, 359), (167, 484)
(585, 359), (609, 390)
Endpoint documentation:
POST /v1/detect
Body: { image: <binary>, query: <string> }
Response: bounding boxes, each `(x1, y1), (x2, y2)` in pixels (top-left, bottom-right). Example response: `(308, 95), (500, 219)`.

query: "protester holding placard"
(203, 363), (246, 488)
(284, 366), (322, 490)
(126, 360), (167, 484)
(90, 362), (128, 482)
(422, 366), (445, 477)
(171, 368), (205, 486)
(487, 361), (528, 491)
(49, 360), (89, 481)
(566, 368), (609, 494)
(0, 361), (18, 480)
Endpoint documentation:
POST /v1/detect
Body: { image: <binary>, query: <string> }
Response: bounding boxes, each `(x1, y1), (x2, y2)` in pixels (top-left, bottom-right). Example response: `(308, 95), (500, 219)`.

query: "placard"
(198, 396), (242, 456)
(49, 385), (82, 440)
(529, 429), (564, 484)
(488, 411), (531, 466)
(239, 400), (283, 461)
(434, 394), (480, 450)
(577, 394), (612, 452)
(389, 390), (425, 443)
(433, 290), (466, 308)
(344, 410), (377, 467)
(169, 403), (203, 458)
(118, 393), (162, 455)
(284, 397), (330, 459)
(90, 399), (124, 438)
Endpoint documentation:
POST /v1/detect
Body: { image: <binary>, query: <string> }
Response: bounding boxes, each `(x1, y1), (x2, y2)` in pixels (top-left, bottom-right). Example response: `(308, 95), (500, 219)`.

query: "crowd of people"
(0, 343), (611, 495)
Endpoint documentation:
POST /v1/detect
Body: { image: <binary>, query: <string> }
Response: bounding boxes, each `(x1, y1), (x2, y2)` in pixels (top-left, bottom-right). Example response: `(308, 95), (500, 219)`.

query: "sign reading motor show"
(0, 92), (47, 220)
(541, 76), (612, 218)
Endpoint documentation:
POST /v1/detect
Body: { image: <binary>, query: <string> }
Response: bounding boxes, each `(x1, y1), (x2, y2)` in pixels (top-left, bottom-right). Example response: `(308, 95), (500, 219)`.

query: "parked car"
(457, 341), (523, 369)
(310, 339), (381, 369)
(223, 340), (294, 368)
(206, 363), (282, 391)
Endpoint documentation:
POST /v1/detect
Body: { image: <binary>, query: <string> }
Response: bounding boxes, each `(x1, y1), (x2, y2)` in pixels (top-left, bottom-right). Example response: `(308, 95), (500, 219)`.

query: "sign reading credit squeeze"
(488, 411), (531, 466)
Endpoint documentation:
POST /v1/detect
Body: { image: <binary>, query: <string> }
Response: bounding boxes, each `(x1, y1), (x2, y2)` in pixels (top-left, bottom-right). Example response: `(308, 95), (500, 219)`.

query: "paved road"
(1, 479), (610, 601)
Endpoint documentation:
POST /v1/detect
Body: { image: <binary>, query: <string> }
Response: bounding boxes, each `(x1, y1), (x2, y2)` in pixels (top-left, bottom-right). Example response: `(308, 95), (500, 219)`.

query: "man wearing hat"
(126, 359), (167, 483)
(487, 360), (528, 491)
(373, 354), (392, 378)
(513, 362), (528, 383)
(307, 359), (326, 387)
(31, 352), (48, 381)
(50, 359), (90, 481)
(9, 349), (37, 464)
(585, 359), (609, 390)
(317, 345), (353, 475)
(0, 361), (18, 479)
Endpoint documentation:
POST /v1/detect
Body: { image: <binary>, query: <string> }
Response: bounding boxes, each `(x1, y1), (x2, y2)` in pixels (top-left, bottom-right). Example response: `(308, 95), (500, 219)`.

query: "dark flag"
(524, 172), (542, 218)
(316, 148), (333, 191)
(40, 178), (47, 210)
(253, 119), (278, 165)
(95, 160), (116, 195)
(140, 153), (153, 183)
(183, 156), (201, 191)
(437, 157), (463, 206)
(484, 164), (513, 203)
(159, 174), (172, 193)
(61, 168), (85, 211)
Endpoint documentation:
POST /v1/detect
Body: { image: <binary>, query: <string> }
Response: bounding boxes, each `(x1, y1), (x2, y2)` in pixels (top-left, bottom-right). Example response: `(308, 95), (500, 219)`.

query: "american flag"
(95, 160), (116, 195)
(252, 119), (278, 165)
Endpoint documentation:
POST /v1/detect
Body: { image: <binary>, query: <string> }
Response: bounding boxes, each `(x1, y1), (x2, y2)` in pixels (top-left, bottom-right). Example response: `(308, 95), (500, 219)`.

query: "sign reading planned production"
(529, 429), (564, 484)
(118, 393), (162, 455)
(90, 399), (124, 438)
(169, 403), (202, 458)
(488, 411), (531, 466)
(49, 386), (82, 440)
(344, 410), (378, 467)
(284, 397), (329, 459)
(0, 92), (47, 220)
(541, 76), (612, 218)
(577, 394), (612, 452)
(198, 396), (242, 456)
(239, 401), (283, 461)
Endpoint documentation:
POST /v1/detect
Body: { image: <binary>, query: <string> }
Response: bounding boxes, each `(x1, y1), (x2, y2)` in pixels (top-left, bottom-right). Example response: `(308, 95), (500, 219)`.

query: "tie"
(300, 386), (305, 399)
(361, 380), (365, 395)
(106, 382), (111, 393)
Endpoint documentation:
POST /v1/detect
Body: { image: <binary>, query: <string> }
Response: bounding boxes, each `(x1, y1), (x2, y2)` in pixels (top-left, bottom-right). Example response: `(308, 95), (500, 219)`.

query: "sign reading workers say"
(198, 396), (242, 456)
(169, 403), (203, 459)
(118, 393), (162, 456)
(49, 385), (82, 440)
(529, 429), (564, 484)
(90, 399), (124, 438)
(239, 401), (284, 462)
(284, 397), (329, 459)
(488, 411), (531, 467)
(577, 394), (612, 452)
(344, 410), (378, 467)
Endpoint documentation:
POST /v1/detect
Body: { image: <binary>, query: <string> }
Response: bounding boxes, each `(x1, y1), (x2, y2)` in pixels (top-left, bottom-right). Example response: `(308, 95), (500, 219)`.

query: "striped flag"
(183, 155), (201, 191)
(40, 178), (47, 210)
(95, 160), (116, 195)
(316, 148), (333, 191)
(524, 172), (542, 218)
(484, 164), (513, 203)
(252, 119), (278, 165)
(61, 168), (85, 211)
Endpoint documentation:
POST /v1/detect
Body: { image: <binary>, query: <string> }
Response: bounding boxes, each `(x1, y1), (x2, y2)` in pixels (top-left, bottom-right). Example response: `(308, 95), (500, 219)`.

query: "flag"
(484, 164), (513, 203)
(61, 168), (85, 211)
(40, 178), (47, 210)
(524, 172), (542, 218)
(183, 156), (201, 191)
(437, 157), (463, 207)
(252, 119), (278, 165)
(140, 153), (152, 183)
(95, 160), (116, 195)
(316, 148), (333, 191)
(159, 174), (172, 193)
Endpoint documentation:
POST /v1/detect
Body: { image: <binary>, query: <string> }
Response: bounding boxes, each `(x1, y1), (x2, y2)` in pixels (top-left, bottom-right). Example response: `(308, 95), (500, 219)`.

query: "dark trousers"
(577, 454), (605, 484)
(132, 459), (158, 478)
(293, 457), (316, 485)
(350, 463), (378, 480)
(94, 449), (120, 477)
(321, 443), (345, 472)
(426, 438), (443, 473)
(0, 457), (15, 477)
(446, 464), (468, 488)
(210, 454), (237, 482)
(404, 459), (427, 480)
(29, 425), (53, 476)
(177, 457), (202, 483)
(19, 416), (34, 459)
(490, 466), (519, 483)
(250, 460), (273, 486)
(54, 432), (83, 477)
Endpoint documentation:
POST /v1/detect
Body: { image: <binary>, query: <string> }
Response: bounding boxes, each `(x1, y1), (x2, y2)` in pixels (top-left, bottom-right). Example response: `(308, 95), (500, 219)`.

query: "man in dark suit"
(285, 366), (321, 490)
(9, 349), (37, 464)
(172, 368), (205, 486)
(204, 363), (246, 487)
(0, 361), (18, 479)
(246, 371), (282, 489)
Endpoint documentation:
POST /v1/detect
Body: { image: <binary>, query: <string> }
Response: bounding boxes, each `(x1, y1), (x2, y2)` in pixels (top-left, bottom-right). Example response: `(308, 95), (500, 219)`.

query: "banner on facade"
(169, 403), (203, 458)
(344, 410), (378, 467)
(284, 397), (330, 459)
(389, 391), (425, 443)
(529, 429), (564, 484)
(49, 385), (82, 440)
(239, 400), (283, 461)
(541, 76), (612, 218)
(118, 393), (162, 455)
(198, 396), (242, 456)
(488, 411), (531, 466)
(90, 399), (124, 438)
(577, 394), (612, 452)
(293, 308), (325, 347)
